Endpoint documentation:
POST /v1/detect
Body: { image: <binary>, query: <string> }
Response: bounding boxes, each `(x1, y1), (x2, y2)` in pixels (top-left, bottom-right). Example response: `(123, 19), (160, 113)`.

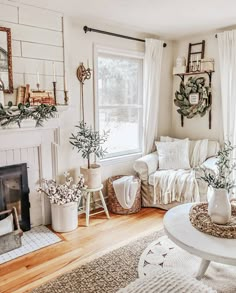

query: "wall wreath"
(174, 76), (211, 119)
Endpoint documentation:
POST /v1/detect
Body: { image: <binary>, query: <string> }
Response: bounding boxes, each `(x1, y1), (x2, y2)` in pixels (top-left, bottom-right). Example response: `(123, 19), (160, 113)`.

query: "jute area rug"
(32, 230), (164, 293)
(32, 230), (236, 293)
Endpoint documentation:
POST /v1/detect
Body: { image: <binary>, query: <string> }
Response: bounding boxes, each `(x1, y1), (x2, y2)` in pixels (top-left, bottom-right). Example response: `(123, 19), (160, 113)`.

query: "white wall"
(57, 17), (174, 183)
(172, 33), (223, 142)
(0, 2), (174, 190)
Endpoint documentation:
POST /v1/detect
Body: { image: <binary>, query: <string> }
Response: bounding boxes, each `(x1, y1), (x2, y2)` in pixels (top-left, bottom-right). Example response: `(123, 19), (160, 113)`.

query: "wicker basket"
(0, 207), (23, 255)
(107, 175), (141, 214)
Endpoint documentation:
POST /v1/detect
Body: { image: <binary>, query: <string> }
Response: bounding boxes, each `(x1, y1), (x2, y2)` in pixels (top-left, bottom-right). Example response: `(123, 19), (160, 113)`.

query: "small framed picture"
(189, 93), (199, 105)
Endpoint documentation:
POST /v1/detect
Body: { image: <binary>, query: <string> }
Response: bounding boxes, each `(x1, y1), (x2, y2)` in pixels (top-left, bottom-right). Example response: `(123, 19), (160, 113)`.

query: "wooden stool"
(81, 184), (110, 226)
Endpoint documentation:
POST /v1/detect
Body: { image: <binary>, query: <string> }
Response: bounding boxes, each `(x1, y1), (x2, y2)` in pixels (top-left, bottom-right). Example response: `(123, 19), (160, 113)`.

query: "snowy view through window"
(97, 52), (143, 158)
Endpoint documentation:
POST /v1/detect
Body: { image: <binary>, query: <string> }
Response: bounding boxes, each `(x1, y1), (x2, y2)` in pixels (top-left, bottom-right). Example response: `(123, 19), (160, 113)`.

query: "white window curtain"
(143, 38), (164, 155)
(218, 30), (236, 182)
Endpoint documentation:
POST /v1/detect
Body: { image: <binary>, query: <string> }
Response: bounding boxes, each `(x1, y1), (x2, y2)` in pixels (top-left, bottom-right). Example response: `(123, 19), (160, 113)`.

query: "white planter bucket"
(51, 202), (78, 232)
(208, 187), (231, 225)
(80, 164), (101, 189)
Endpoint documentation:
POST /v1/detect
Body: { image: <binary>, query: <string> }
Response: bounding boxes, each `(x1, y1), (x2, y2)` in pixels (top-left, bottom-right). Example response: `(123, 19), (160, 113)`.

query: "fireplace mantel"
(0, 105), (69, 133)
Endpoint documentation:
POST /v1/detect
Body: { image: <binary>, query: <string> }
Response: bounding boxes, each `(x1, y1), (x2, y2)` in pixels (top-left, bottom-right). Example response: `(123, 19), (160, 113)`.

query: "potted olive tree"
(70, 121), (109, 189)
(201, 141), (236, 224)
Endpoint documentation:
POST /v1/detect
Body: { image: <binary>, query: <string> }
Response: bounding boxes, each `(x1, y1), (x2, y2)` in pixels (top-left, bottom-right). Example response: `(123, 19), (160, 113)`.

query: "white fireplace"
(0, 120), (61, 227)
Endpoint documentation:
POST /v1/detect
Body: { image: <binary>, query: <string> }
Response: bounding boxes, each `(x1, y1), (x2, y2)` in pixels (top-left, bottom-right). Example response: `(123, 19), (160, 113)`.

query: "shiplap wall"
(0, 2), (65, 104)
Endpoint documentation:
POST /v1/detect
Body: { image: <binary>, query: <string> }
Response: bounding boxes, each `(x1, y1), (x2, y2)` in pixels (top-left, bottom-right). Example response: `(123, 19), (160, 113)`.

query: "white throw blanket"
(153, 169), (200, 204)
(113, 176), (139, 209)
(153, 139), (208, 204)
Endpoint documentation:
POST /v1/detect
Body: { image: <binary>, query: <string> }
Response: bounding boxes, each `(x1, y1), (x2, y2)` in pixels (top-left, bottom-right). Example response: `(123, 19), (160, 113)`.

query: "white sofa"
(133, 139), (220, 210)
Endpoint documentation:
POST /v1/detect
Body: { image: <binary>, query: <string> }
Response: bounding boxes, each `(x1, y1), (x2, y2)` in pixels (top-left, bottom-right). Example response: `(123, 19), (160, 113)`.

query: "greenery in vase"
(200, 141), (236, 191)
(0, 101), (57, 128)
(70, 121), (109, 169)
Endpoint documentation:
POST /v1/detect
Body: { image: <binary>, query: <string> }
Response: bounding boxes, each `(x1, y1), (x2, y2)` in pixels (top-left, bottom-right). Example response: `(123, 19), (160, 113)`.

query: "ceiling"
(11, 0), (236, 39)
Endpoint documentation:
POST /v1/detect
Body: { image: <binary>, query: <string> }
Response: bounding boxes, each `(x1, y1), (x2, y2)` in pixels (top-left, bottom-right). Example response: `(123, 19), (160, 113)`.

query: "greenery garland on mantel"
(0, 101), (57, 128)
(174, 76), (211, 119)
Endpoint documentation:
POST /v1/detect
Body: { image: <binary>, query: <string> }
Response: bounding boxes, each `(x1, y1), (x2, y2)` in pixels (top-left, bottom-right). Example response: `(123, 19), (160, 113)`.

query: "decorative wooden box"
(0, 207), (23, 255)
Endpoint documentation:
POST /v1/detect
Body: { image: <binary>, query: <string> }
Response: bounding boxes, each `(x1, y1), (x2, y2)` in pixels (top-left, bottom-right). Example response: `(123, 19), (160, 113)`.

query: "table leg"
(99, 190), (110, 219)
(196, 259), (210, 280)
(85, 192), (91, 227)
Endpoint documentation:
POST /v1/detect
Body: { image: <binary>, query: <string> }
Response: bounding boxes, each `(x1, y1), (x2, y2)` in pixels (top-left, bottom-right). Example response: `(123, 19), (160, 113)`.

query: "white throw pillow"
(0, 214), (14, 236)
(159, 136), (176, 142)
(155, 139), (190, 170)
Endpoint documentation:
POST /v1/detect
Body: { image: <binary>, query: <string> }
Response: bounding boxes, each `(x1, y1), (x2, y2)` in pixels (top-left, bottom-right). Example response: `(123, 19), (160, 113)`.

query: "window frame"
(94, 45), (144, 160)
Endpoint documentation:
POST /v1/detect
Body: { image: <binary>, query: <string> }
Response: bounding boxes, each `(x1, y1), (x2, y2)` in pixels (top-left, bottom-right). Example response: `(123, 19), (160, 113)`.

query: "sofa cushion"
(155, 139), (190, 170)
(148, 172), (156, 186)
(207, 140), (220, 158)
(160, 136), (220, 161)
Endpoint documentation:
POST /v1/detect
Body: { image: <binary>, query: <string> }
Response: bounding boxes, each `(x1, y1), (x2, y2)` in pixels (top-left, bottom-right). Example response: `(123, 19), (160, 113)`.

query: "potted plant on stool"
(201, 141), (236, 224)
(38, 172), (84, 232)
(70, 121), (109, 189)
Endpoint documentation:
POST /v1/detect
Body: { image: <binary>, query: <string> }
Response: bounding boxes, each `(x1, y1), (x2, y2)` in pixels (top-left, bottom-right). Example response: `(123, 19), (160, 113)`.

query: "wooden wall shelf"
(174, 70), (215, 81)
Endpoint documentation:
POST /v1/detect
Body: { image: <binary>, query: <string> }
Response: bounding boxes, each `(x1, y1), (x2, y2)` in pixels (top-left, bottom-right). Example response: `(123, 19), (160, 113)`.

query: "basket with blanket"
(107, 175), (141, 214)
(0, 207), (23, 255)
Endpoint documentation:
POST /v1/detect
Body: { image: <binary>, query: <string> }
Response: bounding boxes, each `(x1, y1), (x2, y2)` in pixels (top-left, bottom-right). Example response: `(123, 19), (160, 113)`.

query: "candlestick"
(37, 83), (40, 91)
(53, 81), (57, 105)
(64, 90), (69, 105)
(53, 62), (56, 82)
(64, 75), (67, 92)
(190, 55), (193, 72)
(37, 72), (40, 84)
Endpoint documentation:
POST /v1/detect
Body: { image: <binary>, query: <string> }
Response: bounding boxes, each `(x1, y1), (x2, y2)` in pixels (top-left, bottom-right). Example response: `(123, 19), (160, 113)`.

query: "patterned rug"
(31, 230), (236, 293)
(0, 226), (61, 264)
(31, 230), (164, 293)
(138, 235), (236, 293)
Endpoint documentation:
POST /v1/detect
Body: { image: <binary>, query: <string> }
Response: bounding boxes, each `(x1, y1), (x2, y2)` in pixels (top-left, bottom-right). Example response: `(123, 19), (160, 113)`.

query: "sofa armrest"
(201, 156), (218, 174)
(133, 152), (158, 181)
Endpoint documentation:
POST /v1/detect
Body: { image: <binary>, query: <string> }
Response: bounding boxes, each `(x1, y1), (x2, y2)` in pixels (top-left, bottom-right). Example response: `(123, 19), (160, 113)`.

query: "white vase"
(208, 187), (231, 225)
(80, 164), (101, 189)
(51, 202), (78, 232)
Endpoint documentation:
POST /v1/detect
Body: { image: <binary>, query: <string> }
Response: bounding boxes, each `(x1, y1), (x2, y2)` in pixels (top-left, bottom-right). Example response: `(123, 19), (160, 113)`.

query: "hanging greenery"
(174, 76), (211, 119)
(0, 101), (57, 128)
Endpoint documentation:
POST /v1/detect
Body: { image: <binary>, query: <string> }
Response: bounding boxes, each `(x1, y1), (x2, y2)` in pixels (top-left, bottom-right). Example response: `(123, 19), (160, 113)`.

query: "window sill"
(99, 152), (142, 166)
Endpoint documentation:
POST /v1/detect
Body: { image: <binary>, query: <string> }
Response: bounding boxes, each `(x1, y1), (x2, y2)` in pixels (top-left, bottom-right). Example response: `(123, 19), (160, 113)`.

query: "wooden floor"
(0, 208), (165, 293)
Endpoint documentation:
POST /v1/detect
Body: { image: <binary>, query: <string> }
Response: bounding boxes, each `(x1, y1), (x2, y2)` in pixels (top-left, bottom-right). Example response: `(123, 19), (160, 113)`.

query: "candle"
(196, 55), (199, 66)
(64, 75), (67, 91)
(53, 62), (56, 82)
(37, 72), (40, 84)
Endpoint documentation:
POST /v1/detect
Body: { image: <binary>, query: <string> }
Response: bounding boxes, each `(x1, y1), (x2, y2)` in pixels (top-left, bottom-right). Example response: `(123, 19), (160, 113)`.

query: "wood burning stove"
(0, 163), (30, 231)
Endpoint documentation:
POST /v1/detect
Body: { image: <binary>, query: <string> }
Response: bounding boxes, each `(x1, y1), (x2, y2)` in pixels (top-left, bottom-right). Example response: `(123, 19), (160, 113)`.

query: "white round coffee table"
(163, 203), (236, 279)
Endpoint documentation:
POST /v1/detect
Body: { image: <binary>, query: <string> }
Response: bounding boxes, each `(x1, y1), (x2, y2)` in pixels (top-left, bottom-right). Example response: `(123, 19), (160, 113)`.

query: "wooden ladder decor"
(187, 40), (205, 73)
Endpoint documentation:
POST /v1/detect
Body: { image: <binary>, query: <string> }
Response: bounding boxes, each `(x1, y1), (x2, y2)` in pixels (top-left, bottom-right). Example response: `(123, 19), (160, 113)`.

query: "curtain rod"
(83, 26), (167, 47)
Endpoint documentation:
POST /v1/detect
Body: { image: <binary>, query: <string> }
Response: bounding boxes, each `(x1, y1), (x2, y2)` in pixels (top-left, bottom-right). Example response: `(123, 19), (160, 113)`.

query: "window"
(95, 46), (144, 159)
